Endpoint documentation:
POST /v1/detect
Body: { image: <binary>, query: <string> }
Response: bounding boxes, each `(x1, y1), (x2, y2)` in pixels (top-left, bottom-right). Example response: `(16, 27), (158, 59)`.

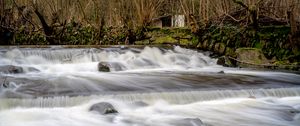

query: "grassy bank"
(138, 26), (300, 70)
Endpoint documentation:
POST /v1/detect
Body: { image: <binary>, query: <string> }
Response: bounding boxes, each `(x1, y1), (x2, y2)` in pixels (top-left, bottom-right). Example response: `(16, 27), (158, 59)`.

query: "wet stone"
(98, 62), (126, 72)
(0, 65), (24, 74)
(89, 102), (118, 115)
(0, 65), (40, 74)
(98, 62), (111, 72)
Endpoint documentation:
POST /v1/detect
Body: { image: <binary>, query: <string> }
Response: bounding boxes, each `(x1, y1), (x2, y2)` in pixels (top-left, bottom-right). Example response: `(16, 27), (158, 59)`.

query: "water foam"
(1, 87), (300, 110)
(1, 96), (299, 126)
(0, 46), (216, 72)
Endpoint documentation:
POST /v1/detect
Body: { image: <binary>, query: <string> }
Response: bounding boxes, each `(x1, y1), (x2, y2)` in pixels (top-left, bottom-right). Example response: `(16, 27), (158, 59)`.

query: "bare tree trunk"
(0, 0), (5, 44)
(288, 5), (298, 37)
(0, 0), (4, 17)
(134, 0), (163, 28)
(33, 8), (56, 44)
(249, 7), (258, 30)
(232, 0), (259, 30)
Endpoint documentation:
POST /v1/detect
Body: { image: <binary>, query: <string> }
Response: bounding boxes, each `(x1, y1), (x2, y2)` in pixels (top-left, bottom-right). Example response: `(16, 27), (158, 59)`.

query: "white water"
(1, 87), (300, 110)
(1, 97), (300, 126)
(1, 46), (300, 126)
(0, 46), (215, 72)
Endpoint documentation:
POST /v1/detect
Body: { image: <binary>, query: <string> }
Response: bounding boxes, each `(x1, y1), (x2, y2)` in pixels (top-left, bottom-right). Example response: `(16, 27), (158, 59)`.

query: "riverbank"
(1, 24), (300, 71)
(1, 45), (299, 72)
(0, 45), (173, 49)
(136, 26), (300, 71)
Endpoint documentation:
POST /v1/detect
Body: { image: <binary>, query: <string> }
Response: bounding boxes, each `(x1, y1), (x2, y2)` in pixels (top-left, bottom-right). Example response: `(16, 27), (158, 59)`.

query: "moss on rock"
(213, 43), (226, 55)
(179, 39), (190, 46)
(225, 47), (236, 57)
(236, 48), (270, 67)
(153, 36), (178, 44)
(135, 40), (150, 45)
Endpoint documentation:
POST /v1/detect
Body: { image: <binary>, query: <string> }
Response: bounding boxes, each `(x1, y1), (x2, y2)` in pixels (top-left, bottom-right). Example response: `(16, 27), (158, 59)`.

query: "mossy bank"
(2, 23), (300, 70)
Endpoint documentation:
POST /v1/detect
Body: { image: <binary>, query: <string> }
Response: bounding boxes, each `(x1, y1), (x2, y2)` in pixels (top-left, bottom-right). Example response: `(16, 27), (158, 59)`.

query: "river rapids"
(0, 46), (300, 126)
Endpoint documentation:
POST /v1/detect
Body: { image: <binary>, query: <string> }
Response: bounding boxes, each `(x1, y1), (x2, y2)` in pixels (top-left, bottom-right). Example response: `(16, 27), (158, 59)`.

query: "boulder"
(89, 102), (118, 115)
(217, 56), (235, 67)
(0, 65), (24, 74)
(202, 40), (209, 49)
(235, 48), (270, 67)
(214, 43), (226, 55)
(225, 47), (236, 57)
(98, 62), (111, 72)
(98, 62), (126, 72)
(218, 70), (225, 74)
(0, 65), (39, 74)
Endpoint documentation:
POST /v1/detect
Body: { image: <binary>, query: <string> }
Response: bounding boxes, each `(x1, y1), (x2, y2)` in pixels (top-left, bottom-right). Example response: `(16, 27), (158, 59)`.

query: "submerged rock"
(248, 96), (256, 99)
(0, 65), (24, 74)
(0, 90), (33, 98)
(0, 65), (40, 74)
(89, 102), (118, 115)
(218, 71), (225, 74)
(131, 101), (148, 107)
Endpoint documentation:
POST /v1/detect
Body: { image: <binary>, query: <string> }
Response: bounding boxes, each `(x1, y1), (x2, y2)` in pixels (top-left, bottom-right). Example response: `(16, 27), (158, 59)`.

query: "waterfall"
(1, 46), (300, 126)
(1, 87), (300, 110)
(0, 46), (216, 71)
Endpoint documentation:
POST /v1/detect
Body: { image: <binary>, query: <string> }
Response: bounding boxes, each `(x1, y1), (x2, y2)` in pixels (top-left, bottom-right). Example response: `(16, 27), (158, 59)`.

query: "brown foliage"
(0, 0), (299, 45)
(2, 0), (298, 30)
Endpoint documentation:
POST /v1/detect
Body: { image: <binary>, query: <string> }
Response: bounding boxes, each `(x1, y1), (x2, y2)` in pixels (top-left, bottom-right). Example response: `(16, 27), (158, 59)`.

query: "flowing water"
(0, 46), (300, 126)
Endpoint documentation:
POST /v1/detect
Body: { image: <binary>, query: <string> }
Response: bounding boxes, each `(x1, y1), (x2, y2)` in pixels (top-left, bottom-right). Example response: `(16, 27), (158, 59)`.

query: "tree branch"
(232, 0), (249, 10)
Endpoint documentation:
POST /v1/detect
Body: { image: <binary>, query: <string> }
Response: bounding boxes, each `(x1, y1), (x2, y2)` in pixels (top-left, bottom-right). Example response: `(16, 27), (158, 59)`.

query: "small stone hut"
(151, 15), (185, 28)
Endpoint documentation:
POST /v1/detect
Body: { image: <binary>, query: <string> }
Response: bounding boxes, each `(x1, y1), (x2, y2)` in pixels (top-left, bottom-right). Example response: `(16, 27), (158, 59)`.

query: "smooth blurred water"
(0, 46), (300, 126)
(1, 97), (300, 126)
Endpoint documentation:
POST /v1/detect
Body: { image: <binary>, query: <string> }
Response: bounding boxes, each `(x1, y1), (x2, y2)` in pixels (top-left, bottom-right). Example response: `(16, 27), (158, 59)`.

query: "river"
(0, 46), (300, 126)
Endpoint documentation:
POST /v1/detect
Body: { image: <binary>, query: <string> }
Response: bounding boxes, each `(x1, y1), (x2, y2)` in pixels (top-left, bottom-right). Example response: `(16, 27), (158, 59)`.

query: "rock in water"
(218, 71), (225, 74)
(89, 102), (118, 115)
(0, 65), (40, 74)
(98, 62), (111, 72)
(0, 65), (24, 74)
(98, 62), (126, 72)
(217, 56), (235, 67)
